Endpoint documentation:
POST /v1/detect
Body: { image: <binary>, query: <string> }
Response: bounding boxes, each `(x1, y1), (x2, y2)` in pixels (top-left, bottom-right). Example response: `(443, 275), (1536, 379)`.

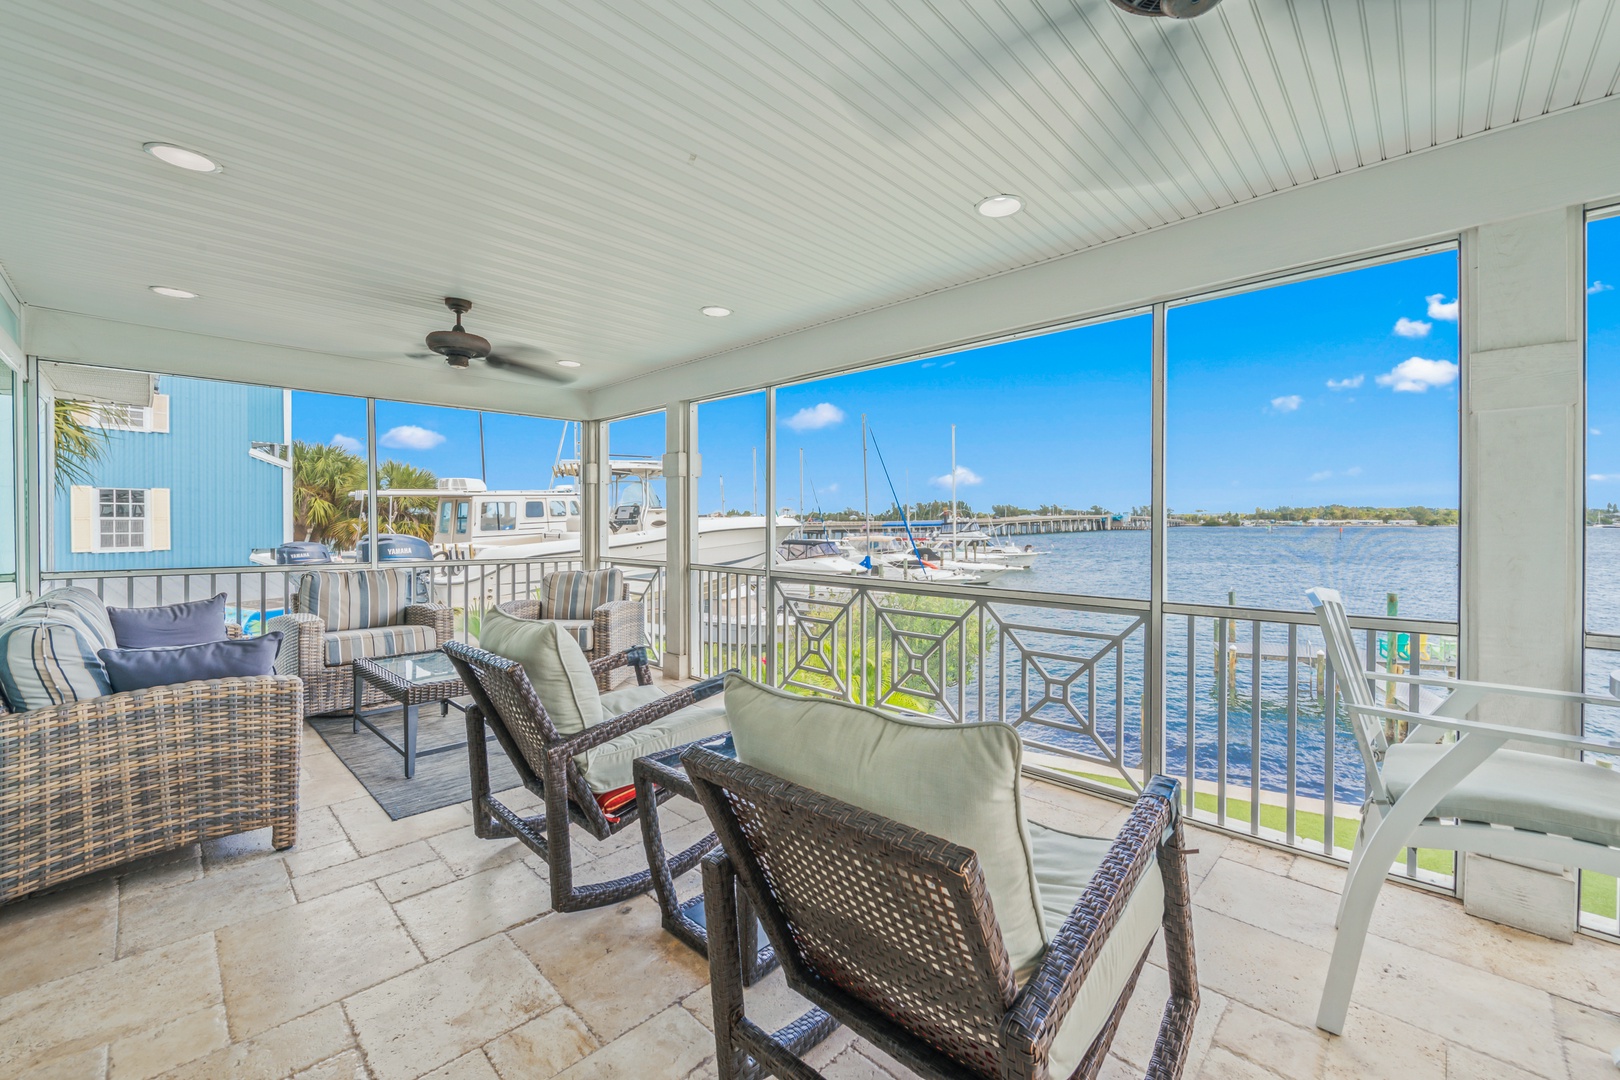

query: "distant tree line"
(1178, 504), (1458, 526)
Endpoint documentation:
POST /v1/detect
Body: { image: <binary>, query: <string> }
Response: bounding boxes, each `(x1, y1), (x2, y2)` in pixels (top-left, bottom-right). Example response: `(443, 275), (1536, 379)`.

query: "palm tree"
(292, 441), (367, 549)
(53, 398), (110, 491)
(377, 459), (438, 539)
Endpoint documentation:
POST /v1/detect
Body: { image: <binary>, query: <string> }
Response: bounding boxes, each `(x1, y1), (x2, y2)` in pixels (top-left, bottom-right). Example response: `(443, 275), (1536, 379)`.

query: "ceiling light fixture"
(142, 142), (221, 173)
(556, 360), (582, 368)
(700, 306), (732, 317)
(976, 194), (1023, 218)
(148, 286), (199, 299)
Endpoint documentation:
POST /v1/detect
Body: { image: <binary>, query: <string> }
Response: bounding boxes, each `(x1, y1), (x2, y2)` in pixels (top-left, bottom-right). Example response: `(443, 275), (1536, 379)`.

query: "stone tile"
(217, 882), (422, 1039)
(1215, 838), (1296, 878)
(1565, 1040), (1620, 1080)
(393, 860), (547, 959)
(155, 1004), (353, 1080)
(1356, 934), (1564, 1079)
(343, 935), (560, 1080)
(290, 1049), (370, 1079)
(284, 838), (362, 877)
(118, 856), (293, 956)
(0, 876), (118, 997)
(1178, 824), (1234, 891)
(0, 934), (221, 1073)
(1446, 1045), (1547, 1079)
(421, 1051), (500, 1079)
(1286, 853), (1348, 894)
(117, 845), (203, 899)
(108, 1004), (229, 1080)
(1193, 858), (1340, 952)
(485, 1007), (598, 1079)
(552, 1006), (715, 1080)
(376, 857), (458, 903)
(28, 1046), (109, 1080)
(427, 824), (528, 879)
(1210, 999), (1444, 1080)
(290, 840), (439, 902)
(1552, 995), (1620, 1055)
(331, 795), (470, 857)
(1196, 1045), (1287, 1079)
(819, 1047), (895, 1079)
(511, 896), (710, 1042)
(1185, 909), (1329, 1028)
(1108, 956), (1227, 1077)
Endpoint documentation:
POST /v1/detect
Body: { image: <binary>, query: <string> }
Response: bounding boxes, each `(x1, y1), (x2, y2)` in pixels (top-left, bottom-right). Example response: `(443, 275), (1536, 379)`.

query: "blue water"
(947, 526), (1461, 804)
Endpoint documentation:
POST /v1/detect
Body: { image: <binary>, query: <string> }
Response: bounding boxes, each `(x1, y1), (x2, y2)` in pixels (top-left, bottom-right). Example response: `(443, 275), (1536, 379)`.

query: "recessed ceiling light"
(700, 306), (732, 317)
(143, 142), (221, 173)
(976, 194), (1023, 218)
(148, 286), (199, 299)
(556, 360), (582, 368)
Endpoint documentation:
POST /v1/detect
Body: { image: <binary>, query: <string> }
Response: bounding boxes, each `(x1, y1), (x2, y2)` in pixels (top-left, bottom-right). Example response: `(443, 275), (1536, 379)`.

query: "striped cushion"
(295, 570), (415, 631)
(0, 609), (113, 710)
(35, 586), (117, 649)
(323, 625), (436, 666)
(543, 569), (624, 621)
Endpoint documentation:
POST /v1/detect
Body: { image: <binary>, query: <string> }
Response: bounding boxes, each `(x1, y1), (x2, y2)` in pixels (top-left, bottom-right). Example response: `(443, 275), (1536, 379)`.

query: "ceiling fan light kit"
(421, 297), (573, 381)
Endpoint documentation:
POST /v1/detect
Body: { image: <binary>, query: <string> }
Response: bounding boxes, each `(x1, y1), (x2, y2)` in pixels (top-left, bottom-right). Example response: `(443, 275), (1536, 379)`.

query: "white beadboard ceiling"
(1, 0), (1617, 407)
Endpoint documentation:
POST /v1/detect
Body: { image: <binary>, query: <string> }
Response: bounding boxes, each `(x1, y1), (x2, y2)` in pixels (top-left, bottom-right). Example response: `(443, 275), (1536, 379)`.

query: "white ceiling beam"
(587, 96), (1620, 419)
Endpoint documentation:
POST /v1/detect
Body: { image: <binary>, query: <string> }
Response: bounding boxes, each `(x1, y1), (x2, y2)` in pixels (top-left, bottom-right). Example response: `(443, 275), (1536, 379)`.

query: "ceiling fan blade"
(485, 351), (573, 382)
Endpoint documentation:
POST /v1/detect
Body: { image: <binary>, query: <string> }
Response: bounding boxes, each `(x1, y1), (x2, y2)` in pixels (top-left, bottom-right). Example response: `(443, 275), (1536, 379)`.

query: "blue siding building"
(54, 375), (291, 571)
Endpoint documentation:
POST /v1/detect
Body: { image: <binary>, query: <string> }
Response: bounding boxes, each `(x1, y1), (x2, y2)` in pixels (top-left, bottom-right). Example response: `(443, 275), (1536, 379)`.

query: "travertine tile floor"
(4, 720), (1620, 1079)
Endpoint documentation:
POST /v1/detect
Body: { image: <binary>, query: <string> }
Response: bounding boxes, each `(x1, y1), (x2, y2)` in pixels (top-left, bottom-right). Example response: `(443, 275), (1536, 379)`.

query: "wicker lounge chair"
(495, 567), (645, 691)
(443, 638), (726, 912)
(685, 746), (1200, 1080)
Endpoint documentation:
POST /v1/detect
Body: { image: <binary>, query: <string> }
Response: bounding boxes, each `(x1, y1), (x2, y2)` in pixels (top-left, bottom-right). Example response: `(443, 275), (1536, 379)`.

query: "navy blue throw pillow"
(107, 593), (230, 649)
(98, 632), (283, 693)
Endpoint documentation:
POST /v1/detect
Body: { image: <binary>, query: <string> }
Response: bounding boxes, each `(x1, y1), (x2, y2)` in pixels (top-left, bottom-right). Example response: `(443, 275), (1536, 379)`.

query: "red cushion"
(595, 784), (637, 822)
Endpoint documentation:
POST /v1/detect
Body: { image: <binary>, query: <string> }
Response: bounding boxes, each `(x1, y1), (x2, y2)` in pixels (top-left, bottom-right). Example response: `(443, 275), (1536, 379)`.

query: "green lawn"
(1056, 769), (1617, 919)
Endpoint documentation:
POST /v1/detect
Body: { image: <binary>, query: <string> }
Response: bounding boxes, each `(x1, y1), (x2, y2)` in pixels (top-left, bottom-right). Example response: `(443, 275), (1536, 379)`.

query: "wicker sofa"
(0, 587), (303, 906)
(495, 567), (646, 691)
(268, 568), (454, 715)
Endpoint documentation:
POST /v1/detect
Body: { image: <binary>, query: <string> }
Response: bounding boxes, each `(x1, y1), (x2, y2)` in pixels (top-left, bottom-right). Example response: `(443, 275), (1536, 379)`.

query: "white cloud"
(824, 482), (839, 494)
(379, 425), (446, 450)
(331, 433), (363, 453)
(1594, 428), (1603, 436)
(1591, 280), (1615, 295)
(942, 360), (955, 368)
(1345, 465), (1363, 476)
(1426, 293), (1459, 321)
(1592, 473), (1620, 482)
(784, 402), (845, 432)
(1309, 470), (1333, 482)
(1271, 395), (1302, 412)
(1326, 375), (1364, 391)
(1393, 317), (1431, 338)
(1376, 357), (1458, 393)
(932, 465), (982, 487)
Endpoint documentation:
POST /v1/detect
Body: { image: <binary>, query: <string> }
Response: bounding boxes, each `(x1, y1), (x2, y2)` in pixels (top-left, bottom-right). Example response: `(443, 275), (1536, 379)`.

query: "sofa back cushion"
(99, 632), (283, 693)
(293, 569), (413, 631)
(107, 593), (229, 649)
(0, 594), (116, 710)
(724, 675), (1048, 980)
(543, 568), (625, 621)
(479, 607), (601, 736)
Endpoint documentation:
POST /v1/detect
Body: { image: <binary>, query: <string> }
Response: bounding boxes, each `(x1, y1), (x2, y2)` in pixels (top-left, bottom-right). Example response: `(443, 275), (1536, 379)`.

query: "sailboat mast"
(862, 414), (870, 545)
(752, 446), (758, 516)
(950, 424), (957, 544)
(799, 448), (804, 519)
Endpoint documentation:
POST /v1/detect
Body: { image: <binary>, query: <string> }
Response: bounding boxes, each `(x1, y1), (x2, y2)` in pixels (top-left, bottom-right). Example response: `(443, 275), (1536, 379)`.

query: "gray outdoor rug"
(308, 705), (523, 820)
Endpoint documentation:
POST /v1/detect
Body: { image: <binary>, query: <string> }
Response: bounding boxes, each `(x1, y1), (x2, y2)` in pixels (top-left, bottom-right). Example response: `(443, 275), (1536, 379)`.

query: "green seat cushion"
(599, 683), (666, 715)
(479, 608), (601, 736)
(1028, 822), (1166, 1080)
(723, 675), (1047, 980)
(1383, 743), (1620, 848)
(579, 696), (728, 793)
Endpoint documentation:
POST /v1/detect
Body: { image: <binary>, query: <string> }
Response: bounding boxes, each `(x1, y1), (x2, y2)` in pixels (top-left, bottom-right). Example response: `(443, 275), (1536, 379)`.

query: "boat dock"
(800, 512), (1134, 539)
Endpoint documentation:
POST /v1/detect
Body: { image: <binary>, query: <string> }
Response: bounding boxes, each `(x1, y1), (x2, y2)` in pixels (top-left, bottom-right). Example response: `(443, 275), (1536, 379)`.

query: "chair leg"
(704, 852), (749, 1080)
(1336, 807), (1374, 929)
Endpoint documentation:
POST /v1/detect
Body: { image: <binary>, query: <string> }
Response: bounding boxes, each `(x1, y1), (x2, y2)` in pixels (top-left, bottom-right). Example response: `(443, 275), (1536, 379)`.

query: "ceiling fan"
(412, 297), (573, 381)
(1107, 0), (1223, 15)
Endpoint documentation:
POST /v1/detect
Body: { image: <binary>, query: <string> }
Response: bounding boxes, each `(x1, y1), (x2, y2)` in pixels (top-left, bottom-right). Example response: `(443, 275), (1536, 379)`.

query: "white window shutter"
(149, 488), (171, 551)
(70, 486), (94, 553)
(149, 394), (170, 433)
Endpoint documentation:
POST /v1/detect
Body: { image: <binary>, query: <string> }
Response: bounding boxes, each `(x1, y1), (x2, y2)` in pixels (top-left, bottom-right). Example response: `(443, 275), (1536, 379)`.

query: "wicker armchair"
(0, 673), (304, 906)
(684, 750), (1200, 1080)
(269, 568), (453, 715)
(497, 567), (646, 691)
(443, 639), (724, 913)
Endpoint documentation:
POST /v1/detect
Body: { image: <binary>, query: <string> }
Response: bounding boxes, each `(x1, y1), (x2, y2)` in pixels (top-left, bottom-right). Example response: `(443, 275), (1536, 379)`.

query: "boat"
(929, 527), (1044, 569)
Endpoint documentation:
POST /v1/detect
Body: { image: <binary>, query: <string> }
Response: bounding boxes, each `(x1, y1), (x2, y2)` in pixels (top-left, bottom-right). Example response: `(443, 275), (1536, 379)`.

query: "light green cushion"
(1029, 822), (1166, 1080)
(479, 608), (601, 736)
(723, 675), (1048, 979)
(599, 683), (666, 715)
(1383, 743), (1620, 848)
(579, 697), (728, 793)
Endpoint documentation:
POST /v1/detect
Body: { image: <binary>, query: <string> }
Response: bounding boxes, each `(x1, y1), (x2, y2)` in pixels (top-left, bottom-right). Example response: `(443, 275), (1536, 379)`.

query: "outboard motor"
(274, 541), (333, 565)
(356, 534), (435, 603)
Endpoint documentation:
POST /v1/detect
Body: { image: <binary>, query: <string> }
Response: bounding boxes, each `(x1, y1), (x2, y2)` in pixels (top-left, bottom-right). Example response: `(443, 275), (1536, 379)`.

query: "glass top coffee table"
(351, 650), (470, 778)
(634, 732), (775, 986)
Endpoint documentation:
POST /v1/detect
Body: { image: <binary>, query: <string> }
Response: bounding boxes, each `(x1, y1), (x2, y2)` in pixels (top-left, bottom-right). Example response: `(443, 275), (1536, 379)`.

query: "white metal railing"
(603, 557), (667, 661)
(1580, 640), (1620, 937)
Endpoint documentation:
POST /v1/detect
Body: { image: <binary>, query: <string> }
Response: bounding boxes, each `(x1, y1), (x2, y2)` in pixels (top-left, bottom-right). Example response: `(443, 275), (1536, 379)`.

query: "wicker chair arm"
(496, 598), (545, 621)
(592, 599), (647, 652)
(551, 674), (726, 758)
(4, 674), (304, 731)
(267, 612), (325, 676)
(404, 603), (454, 644)
(1000, 778), (1180, 1071)
(588, 645), (651, 677)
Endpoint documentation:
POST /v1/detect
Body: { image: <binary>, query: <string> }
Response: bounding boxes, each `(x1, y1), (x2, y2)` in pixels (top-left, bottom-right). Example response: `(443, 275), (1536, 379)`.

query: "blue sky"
(1587, 214), (1620, 502)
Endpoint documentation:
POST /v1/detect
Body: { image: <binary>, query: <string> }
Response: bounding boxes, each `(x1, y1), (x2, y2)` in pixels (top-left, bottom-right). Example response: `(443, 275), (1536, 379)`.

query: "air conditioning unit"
(436, 478), (487, 492)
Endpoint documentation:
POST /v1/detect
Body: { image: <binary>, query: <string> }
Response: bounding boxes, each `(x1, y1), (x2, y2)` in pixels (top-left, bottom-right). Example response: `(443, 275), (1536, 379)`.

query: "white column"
(662, 403), (695, 680)
(1459, 207), (1586, 939)
(580, 420), (609, 570)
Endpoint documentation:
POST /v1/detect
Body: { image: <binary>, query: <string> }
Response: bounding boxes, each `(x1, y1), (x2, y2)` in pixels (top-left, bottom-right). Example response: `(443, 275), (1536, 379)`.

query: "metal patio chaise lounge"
(685, 745), (1200, 1080)
(442, 638), (725, 912)
(1308, 586), (1620, 1034)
